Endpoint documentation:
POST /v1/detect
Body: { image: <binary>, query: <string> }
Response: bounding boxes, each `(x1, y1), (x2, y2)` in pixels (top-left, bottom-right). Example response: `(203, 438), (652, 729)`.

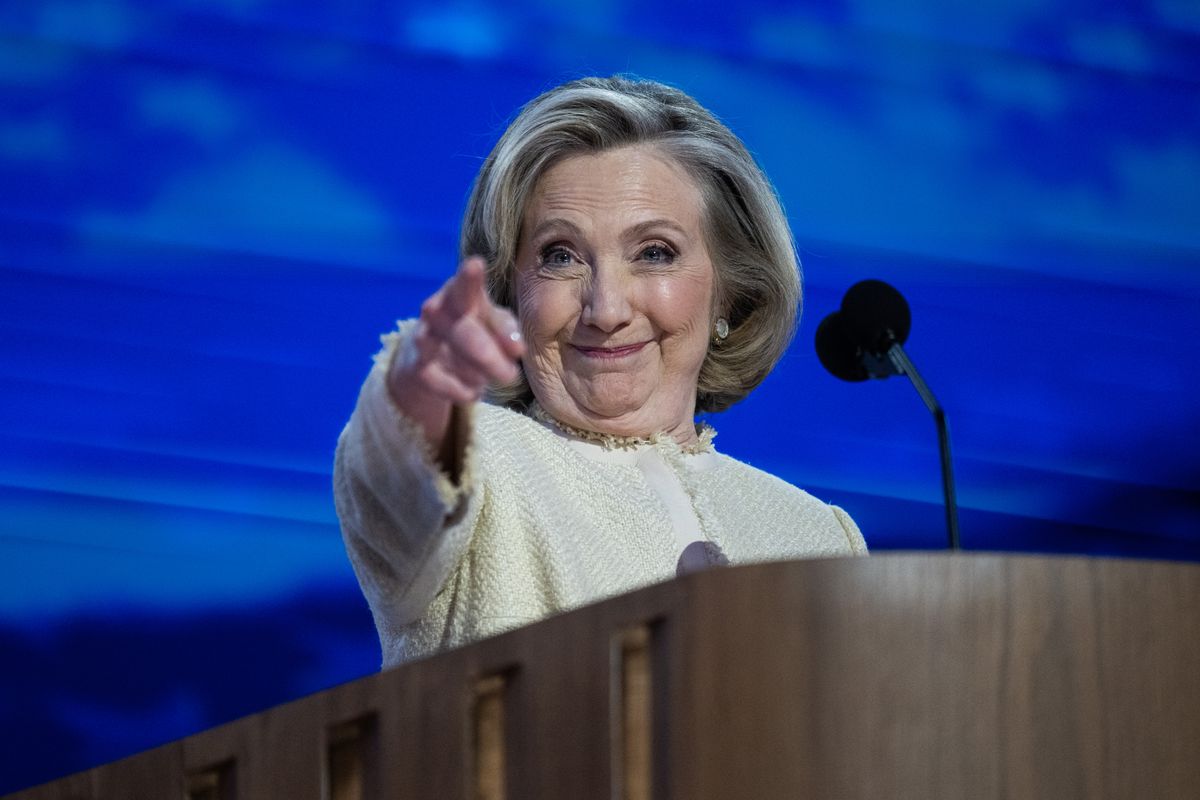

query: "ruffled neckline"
(526, 401), (716, 455)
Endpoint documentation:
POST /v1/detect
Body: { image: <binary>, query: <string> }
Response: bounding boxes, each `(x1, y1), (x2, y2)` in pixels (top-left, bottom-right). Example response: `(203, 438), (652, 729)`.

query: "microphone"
(815, 279), (911, 379)
(815, 280), (961, 551)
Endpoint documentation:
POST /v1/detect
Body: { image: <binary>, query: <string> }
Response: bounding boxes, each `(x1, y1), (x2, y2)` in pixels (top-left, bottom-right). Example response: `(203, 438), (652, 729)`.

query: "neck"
(528, 402), (714, 453)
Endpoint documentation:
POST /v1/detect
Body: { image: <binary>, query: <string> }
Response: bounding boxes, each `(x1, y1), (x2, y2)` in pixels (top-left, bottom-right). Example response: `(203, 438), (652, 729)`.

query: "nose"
(580, 261), (633, 333)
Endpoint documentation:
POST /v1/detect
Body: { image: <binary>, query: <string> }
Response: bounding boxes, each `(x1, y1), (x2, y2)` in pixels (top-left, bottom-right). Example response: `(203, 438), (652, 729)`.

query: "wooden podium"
(10, 555), (1200, 799)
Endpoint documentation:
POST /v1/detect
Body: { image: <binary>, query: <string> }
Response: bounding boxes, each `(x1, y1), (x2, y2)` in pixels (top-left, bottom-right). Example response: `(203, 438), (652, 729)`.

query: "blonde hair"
(461, 75), (801, 413)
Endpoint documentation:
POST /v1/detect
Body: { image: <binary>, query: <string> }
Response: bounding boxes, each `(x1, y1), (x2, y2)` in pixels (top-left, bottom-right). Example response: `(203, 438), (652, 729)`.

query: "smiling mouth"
(572, 342), (649, 359)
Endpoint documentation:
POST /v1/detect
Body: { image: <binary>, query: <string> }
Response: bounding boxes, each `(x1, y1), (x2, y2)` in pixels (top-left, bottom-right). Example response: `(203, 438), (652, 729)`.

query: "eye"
(639, 243), (676, 264)
(538, 244), (577, 268)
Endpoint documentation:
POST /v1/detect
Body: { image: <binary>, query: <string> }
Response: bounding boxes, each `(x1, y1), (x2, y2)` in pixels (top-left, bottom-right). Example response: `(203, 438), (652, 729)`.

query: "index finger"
(441, 256), (490, 318)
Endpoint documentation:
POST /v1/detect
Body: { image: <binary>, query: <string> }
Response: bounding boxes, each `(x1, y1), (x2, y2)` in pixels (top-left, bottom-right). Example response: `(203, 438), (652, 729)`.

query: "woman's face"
(514, 144), (715, 443)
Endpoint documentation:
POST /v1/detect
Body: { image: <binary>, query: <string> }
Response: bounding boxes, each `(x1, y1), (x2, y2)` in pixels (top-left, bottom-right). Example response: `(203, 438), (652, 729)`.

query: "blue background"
(2, 0), (1198, 792)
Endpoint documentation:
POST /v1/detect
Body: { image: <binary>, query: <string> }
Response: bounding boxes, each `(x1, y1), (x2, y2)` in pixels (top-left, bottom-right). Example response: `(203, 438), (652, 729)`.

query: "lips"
(571, 341), (649, 359)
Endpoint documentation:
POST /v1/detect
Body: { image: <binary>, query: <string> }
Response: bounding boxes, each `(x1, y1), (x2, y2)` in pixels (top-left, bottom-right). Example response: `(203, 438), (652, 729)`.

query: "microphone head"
(840, 279), (910, 354)
(815, 311), (869, 382)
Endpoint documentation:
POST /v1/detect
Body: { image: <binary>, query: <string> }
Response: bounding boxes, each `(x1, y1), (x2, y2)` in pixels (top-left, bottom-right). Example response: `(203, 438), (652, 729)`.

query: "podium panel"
(9, 555), (1200, 799)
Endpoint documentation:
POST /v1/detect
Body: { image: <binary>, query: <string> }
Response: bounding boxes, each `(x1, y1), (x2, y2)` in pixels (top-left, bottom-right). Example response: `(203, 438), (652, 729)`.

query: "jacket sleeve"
(333, 321), (482, 630)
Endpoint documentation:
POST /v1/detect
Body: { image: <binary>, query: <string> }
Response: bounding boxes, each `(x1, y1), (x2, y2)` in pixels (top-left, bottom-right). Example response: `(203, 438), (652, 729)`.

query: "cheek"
(517, 278), (578, 344)
(649, 274), (714, 339)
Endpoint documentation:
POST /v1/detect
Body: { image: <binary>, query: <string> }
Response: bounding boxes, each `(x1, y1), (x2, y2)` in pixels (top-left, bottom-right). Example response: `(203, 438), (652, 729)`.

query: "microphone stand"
(864, 338), (961, 551)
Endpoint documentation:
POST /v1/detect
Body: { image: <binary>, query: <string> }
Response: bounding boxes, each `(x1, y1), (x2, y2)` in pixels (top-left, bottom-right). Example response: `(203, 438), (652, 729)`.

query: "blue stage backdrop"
(2, 0), (1198, 792)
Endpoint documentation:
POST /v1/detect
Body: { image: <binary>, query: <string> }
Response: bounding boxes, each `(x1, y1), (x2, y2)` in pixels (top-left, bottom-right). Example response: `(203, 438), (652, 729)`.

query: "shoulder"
(475, 401), (556, 449)
(709, 451), (819, 505)
(471, 402), (580, 477)
(703, 451), (868, 556)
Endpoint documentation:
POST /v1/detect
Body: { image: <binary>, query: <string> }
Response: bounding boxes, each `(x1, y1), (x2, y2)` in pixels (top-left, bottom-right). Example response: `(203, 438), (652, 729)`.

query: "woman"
(334, 76), (866, 668)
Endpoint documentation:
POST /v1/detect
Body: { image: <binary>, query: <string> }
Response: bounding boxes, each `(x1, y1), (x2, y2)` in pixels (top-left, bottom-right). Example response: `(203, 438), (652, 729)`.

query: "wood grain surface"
(8, 555), (1198, 799)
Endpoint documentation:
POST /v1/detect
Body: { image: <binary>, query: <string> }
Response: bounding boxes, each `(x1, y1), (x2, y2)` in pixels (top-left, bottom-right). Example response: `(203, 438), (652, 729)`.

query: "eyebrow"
(623, 218), (690, 242)
(528, 217), (691, 242)
(528, 217), (584, 242)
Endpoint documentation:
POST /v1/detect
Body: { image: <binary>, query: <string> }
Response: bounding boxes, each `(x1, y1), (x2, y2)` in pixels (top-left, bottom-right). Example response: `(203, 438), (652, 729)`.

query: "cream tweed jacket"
(334, 327), (867, 668)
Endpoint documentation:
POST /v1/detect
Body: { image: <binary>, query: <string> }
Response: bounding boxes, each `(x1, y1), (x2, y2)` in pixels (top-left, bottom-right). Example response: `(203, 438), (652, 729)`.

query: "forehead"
(523, 144), (705, 229)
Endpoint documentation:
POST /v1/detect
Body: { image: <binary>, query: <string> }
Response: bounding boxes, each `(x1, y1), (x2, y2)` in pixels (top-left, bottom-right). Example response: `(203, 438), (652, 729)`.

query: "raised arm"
(387, 256), (524, 476)
(333, 257), (523, 632)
